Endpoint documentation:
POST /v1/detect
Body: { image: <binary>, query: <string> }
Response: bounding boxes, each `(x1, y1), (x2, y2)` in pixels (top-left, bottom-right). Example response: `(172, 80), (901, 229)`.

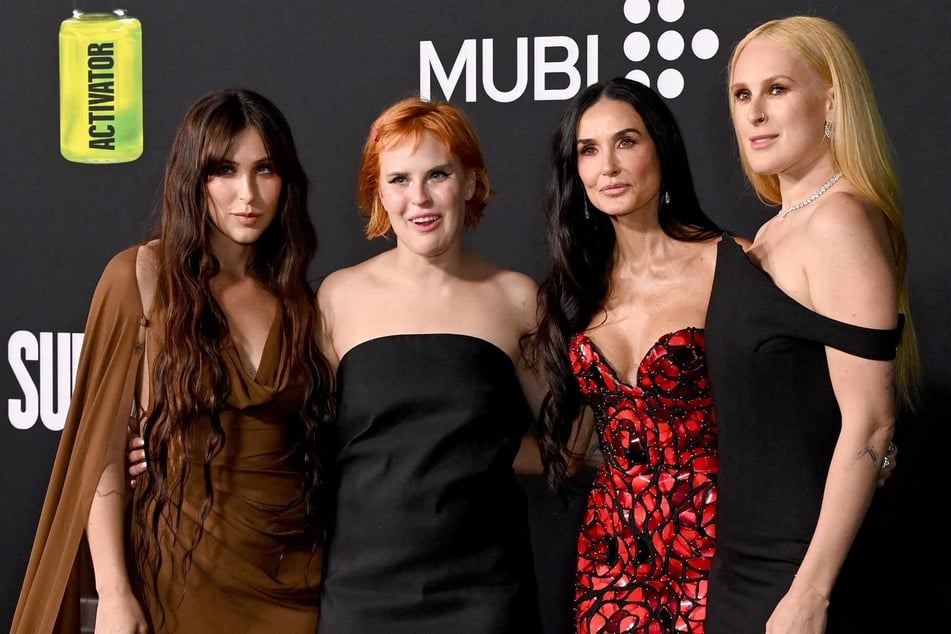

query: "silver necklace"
(777, 171), (843, 218)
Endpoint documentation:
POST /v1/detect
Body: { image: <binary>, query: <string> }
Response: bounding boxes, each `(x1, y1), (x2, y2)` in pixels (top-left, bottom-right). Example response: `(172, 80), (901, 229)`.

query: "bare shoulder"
(494, 270), (540, 336)
(465, 252), (534, 286)
(475, 256), (538, 306)
(673, 235), (726, 281)
(494, 267), (539, 300)
(134, 240), (160, 311)
(316, 264), (361, 332)
(691, 233), (726, 258)
(806, 191), (893, 259)
(461, 253), (538, 330)
(96, 243), (147, 294)
(318, 253), (386, 305)
(800, 191), (898, 327)
(317, 264), (355, 301)
(808, 191), (889, 232)
(316, 255), (390, 365)
(137, 239), (160, 268)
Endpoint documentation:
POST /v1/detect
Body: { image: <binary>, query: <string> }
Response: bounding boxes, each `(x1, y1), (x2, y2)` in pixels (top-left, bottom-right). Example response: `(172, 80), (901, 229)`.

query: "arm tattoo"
(95, 463), (124, 498)
(860, 445), (880, 471)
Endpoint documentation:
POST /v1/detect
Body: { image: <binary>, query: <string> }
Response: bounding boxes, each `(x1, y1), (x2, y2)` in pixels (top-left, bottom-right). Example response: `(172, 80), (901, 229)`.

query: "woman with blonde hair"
(704, 16), (920, 632)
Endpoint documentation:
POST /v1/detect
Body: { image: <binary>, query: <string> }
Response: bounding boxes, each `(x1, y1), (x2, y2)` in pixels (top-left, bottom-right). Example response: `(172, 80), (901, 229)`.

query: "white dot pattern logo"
(622, 0), (719, 98)
(657, 30), (684, 61)
(657, 0), (684, 22)
(692, 29), (720, 60)
(657, 68), (685, 98)
(623, 0), (651, 24)
(624, 31), (651, 62)
(626, 69), (651, 87)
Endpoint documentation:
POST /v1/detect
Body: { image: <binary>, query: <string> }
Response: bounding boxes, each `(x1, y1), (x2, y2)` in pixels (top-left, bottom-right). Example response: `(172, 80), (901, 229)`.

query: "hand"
(877, 441), (898, 488)
(94, 590), (149, 633)
(127, 435), (147, 489)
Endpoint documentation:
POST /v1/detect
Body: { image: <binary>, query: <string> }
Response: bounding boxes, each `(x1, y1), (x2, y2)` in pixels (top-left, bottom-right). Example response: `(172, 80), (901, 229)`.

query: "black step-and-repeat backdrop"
(2, 2), (946, 631)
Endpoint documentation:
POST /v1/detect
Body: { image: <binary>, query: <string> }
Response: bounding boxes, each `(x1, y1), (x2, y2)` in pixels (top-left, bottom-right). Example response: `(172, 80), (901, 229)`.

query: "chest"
(334, 283), (525, 367)
(749, 223), (815, 310)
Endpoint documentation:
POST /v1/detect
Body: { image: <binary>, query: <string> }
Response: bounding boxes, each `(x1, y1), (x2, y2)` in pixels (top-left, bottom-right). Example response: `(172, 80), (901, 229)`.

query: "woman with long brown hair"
(13, 88), (334, 633)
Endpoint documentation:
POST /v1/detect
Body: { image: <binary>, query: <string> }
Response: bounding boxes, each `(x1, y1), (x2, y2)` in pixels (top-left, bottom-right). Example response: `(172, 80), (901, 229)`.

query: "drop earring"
(664, 191), (671, 205)
(583, 196), (590, 220)
(824, 121), (834, 139)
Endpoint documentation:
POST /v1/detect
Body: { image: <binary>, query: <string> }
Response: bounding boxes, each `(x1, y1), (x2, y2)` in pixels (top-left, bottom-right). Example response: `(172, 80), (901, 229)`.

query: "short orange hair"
(357, 96), (492, 238)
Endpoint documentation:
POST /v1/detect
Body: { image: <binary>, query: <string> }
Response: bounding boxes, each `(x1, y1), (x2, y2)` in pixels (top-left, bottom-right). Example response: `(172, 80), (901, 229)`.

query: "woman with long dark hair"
(534, 77), (722, 632)
(13, 89), (334, 633)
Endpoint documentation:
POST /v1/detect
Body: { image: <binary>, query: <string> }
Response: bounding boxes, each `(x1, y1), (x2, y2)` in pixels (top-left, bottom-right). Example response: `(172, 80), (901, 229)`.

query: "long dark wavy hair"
(535, 78), (721, 493)
(130, 89), (334, 617)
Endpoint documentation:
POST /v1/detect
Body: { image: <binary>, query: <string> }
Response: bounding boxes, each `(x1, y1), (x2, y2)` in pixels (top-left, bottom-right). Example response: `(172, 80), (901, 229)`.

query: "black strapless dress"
(319, 334), (542, 633)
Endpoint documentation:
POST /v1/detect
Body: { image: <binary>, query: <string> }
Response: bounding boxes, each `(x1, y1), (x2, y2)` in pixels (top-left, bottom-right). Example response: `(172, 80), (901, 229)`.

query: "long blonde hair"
(729, 16), (921, 409)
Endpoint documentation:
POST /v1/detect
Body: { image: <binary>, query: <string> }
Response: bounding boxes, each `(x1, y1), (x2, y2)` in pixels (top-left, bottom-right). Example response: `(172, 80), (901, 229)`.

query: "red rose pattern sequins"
(571, 328), (717, 634)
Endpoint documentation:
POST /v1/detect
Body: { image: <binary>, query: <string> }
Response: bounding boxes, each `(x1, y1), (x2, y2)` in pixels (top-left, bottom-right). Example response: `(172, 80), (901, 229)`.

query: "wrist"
(95, 580), (134, 600)
(793, 574), (830, 605)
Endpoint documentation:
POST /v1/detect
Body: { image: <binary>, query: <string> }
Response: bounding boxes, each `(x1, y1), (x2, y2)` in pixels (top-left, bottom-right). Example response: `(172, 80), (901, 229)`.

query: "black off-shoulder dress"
(704, 237), (902, 633)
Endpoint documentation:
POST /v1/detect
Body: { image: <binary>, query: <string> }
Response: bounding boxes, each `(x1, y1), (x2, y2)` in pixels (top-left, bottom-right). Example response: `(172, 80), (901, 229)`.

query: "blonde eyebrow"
(730, 73), (798, 91)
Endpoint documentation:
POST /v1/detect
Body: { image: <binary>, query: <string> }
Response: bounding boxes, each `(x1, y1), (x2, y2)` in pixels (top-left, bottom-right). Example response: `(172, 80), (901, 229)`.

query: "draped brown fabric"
(13, 247), (146, 633)
(13, 246), (322, 633)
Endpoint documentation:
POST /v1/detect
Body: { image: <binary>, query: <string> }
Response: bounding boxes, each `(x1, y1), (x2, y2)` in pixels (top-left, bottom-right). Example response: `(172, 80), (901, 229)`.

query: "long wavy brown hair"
(130, 89), (334, 619)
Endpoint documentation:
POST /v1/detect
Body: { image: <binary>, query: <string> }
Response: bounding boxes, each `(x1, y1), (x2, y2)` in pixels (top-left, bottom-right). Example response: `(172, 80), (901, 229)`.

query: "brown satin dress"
(13, 246), (322, 633)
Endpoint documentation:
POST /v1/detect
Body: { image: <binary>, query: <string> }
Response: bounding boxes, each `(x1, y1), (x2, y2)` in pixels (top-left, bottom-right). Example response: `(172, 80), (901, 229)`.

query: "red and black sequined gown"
(571, 328), (717, 634)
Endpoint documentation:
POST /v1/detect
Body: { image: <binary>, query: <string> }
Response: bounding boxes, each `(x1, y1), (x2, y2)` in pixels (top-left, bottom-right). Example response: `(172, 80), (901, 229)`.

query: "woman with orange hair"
(315, 96), (544, 633)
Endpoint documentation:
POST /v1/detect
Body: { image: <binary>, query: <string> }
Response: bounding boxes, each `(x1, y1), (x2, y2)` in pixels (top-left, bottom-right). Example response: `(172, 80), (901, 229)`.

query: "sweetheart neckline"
(574, 327), (704, 389)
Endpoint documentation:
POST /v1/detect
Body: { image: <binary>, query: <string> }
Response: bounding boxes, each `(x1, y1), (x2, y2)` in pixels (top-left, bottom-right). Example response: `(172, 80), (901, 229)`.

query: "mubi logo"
(621, 0), (719, 98)
(419, 0), (718, 102)
(420, 36), (599, 103)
